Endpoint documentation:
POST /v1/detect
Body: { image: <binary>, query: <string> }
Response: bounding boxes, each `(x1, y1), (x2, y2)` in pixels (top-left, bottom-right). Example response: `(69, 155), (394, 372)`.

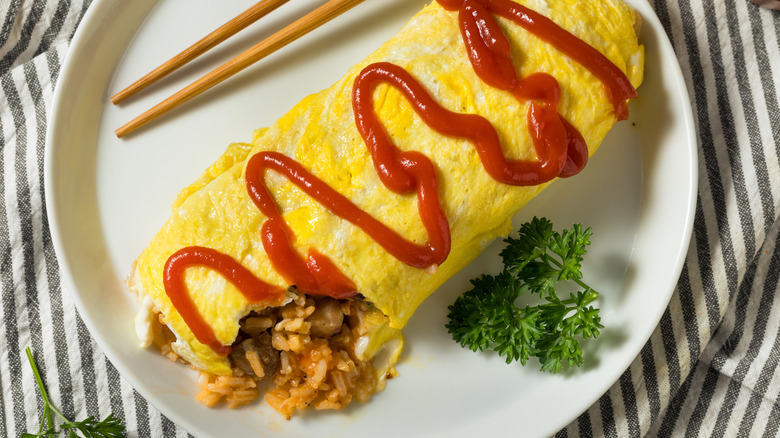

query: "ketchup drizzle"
(163, 246), (284, 356)
(163, 0), (637, 354)
(438, 0), (638, 119)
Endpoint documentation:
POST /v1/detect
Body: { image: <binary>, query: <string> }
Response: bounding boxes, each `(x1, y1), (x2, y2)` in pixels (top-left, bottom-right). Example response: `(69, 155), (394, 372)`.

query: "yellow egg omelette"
(126, 0), (644, 418)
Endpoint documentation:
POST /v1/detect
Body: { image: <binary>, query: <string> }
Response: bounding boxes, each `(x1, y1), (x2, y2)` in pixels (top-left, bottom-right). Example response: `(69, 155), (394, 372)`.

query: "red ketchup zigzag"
(162, 0), (637, 355)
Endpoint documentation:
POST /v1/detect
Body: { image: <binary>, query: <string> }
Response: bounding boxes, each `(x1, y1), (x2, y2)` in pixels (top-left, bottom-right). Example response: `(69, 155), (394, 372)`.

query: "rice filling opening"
(148, 288), (398, 419)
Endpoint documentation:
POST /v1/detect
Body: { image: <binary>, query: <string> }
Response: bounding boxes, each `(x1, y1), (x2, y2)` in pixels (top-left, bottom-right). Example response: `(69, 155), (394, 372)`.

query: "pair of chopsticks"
(114, 0), (365, 138)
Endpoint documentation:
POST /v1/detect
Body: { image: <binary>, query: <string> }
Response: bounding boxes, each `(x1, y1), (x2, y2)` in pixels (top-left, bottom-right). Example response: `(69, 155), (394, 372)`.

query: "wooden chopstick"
(115, 0), (366, 138)
(112, 0), (290, 105)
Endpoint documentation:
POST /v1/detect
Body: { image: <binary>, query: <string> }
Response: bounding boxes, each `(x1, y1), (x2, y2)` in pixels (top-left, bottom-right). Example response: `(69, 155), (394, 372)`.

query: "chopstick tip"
(115, 123), (132, 138)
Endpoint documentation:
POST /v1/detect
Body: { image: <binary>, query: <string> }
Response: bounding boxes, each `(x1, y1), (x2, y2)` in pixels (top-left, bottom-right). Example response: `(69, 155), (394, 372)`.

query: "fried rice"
(149, 288), (386, 419)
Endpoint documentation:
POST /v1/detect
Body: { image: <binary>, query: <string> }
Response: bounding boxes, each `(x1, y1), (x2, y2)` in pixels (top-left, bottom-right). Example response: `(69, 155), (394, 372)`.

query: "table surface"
(0, 0), (779, 437)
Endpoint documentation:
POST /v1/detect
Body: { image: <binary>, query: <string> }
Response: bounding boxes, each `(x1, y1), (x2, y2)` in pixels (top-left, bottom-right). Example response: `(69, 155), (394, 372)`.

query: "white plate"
(45, 0), (697, 437)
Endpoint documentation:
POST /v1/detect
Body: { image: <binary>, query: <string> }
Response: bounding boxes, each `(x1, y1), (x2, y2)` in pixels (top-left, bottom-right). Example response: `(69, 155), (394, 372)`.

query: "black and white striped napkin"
(1, 0), (779, 436)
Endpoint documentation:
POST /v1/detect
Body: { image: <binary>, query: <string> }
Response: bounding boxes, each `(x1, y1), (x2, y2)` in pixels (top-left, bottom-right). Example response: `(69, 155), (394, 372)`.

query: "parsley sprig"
(446, 217), (604, 373)
(24, 347), (125, 438)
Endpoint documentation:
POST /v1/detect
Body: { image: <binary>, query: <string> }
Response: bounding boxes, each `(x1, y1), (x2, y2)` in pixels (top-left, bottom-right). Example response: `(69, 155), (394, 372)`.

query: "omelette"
(127, 0), (644, 418)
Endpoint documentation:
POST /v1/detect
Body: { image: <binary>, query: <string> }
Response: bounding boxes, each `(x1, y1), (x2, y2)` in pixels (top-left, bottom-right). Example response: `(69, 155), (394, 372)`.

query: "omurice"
(126, 0), (644, 419)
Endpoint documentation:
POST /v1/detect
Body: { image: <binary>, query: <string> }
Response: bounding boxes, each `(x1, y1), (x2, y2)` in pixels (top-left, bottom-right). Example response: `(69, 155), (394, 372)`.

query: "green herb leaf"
(25, 347), (126, 437)
(447, 217), (604, 373)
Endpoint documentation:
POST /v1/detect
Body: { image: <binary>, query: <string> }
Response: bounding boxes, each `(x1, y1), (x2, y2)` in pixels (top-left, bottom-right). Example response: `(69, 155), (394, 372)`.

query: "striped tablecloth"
(1, 0), (779, 436)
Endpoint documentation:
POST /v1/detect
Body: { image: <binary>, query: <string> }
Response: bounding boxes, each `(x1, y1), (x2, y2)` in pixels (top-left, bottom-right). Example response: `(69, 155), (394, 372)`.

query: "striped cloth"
(1, 0), (778, 436)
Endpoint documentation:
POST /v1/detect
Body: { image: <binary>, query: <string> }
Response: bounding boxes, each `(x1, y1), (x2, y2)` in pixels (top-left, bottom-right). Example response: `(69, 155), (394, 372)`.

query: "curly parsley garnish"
(446, 217), (603, 373)
(24, 347), (125, 438)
